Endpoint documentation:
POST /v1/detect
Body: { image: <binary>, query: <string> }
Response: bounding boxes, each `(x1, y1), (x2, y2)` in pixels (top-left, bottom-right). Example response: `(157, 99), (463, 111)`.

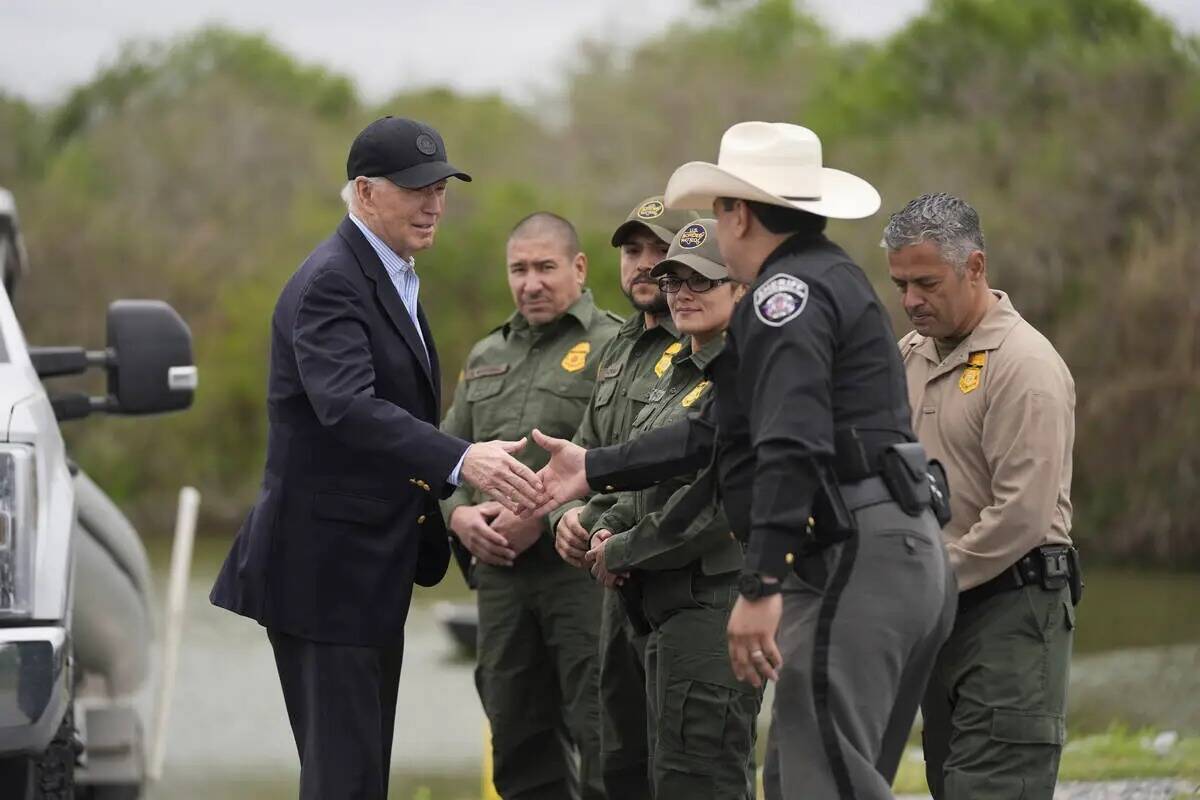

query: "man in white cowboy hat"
(529, 121), (957, 799)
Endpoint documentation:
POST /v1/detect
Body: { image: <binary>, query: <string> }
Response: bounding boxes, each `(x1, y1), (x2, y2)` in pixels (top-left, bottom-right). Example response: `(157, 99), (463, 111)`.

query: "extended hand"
(586, 529), (625, 588)
(462, 438), (545, 514)
(528, 429), (589, 516)
(448, 501), (514, 567)
(492, 509), (544, 557)
(727, 592), (783, 688)
(555, 506), (590, 568)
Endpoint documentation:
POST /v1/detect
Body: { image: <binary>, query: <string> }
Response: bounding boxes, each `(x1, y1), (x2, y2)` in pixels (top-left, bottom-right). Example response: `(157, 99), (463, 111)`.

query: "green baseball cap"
(610, 195), (698, 247)
(650, 219), (728, 280)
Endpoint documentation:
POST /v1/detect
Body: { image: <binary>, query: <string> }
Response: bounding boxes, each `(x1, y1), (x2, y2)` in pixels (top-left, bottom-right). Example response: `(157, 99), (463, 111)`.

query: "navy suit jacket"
(211, 217), (469, 646)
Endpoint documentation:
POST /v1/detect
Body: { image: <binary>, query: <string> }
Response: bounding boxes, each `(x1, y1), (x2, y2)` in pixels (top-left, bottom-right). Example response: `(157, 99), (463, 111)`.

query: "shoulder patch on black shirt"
(753, 274), (809, 327)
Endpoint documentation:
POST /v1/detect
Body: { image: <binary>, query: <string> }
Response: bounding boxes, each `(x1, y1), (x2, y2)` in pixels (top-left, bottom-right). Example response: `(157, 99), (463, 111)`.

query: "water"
(147, 538), (1200, 798)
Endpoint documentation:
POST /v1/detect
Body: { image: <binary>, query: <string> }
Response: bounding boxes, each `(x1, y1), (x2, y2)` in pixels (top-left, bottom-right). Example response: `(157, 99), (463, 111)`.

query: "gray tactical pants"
(763, 482), (957, 800)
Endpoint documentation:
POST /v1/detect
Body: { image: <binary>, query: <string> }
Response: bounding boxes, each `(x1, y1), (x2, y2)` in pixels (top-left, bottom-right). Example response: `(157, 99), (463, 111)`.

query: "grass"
(890, 725), (1200, 795)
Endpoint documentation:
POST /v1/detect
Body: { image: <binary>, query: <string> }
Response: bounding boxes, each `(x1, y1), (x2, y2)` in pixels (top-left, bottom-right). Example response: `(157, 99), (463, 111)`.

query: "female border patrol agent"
(586, 220), (763, 799)
(530, 122), (957, 800)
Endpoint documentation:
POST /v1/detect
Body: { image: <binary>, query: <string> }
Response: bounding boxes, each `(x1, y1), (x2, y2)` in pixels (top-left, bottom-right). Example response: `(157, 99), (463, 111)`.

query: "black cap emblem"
(415, 133), (438, 156)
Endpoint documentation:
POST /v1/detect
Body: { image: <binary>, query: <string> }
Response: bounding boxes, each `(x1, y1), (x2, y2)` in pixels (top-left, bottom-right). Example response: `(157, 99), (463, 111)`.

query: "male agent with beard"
(886, 193), (1077, 799)
(548, 196), (693, 799)
(440, 212), (622, 799)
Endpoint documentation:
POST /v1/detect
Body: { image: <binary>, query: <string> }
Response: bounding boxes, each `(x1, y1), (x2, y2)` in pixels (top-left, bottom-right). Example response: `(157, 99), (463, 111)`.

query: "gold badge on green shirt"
(654, 342), (683, 377)
(681, 380), (710, 408)
(959, 351), (987, 394)
(561, 341), (591, 373)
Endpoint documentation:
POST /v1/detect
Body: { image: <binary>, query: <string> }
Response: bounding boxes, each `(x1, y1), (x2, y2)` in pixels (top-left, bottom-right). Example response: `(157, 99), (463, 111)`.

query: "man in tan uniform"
(885, 193), (1079, 800)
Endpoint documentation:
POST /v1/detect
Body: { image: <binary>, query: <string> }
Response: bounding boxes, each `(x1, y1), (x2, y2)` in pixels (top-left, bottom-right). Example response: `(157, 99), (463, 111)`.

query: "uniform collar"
(675, 332), (725, 371)
(504, 289), (597, 337)
(910, 290), (1023, 371)
(617, 308), (678, 339)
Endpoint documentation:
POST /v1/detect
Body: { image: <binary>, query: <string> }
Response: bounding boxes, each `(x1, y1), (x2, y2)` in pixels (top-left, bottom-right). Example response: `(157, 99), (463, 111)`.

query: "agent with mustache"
(440, 212), (623, 799)
(887, 193), (1078, 799)
(585, 220), (764, 799)
(547, 196), (693, 799)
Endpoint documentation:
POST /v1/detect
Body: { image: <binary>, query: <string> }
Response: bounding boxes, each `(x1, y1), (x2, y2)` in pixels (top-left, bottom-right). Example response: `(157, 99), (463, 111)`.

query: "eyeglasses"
(657, 275), (730, 294)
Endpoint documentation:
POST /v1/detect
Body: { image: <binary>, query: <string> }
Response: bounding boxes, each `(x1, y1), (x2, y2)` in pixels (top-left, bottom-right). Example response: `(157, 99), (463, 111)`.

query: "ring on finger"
(751, 649), (765, 659)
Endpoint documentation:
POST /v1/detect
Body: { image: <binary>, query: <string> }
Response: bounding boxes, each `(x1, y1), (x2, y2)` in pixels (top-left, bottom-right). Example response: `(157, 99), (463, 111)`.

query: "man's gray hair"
(882, 193), (986, 272)
(340, 177), (388, 211)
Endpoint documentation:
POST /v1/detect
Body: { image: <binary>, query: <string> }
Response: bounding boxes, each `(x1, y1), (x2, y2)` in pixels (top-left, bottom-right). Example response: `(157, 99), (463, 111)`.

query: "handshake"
(451, 429), (594, 568)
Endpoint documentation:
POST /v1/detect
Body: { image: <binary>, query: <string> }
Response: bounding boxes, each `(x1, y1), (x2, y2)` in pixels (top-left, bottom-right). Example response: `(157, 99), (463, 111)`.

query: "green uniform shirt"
(594, 336), (742, 576)
(547, 311), (684, 533)
(440, 290), (623, 553)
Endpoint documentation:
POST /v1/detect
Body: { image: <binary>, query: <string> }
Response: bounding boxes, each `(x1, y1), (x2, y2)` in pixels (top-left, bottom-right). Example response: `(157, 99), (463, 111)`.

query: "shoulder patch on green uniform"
(561, 341), (591, 373)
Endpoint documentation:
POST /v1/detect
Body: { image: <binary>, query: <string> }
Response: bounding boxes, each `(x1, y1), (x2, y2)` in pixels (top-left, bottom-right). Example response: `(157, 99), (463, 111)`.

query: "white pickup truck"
(0, 188), (197, 799)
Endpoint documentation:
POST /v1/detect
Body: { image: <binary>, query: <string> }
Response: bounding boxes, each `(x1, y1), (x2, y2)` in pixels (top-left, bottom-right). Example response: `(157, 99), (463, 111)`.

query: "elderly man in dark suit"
(211, 116), (545, 800)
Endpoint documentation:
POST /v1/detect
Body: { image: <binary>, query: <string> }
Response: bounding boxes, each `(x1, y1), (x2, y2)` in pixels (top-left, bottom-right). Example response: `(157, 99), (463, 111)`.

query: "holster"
(879, 442), (932, 517)
(617, 578), (652, 636)
(1067, 546), (1084, 606)
(450, 537), (478, 589)
(927, 459), (953, 527)
(806, 460), (858, 554)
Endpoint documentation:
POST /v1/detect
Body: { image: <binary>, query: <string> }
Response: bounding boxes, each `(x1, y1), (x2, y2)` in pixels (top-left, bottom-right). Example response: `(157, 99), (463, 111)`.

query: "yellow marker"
(482, 721), (502, 800)
(560, 341), (591, 373)
(654, 342), (684, 377)
(680, 380), (711, 408)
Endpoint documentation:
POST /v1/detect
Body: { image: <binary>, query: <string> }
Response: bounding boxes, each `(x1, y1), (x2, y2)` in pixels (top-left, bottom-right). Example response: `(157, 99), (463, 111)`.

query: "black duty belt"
(958, 544), (1082, 612)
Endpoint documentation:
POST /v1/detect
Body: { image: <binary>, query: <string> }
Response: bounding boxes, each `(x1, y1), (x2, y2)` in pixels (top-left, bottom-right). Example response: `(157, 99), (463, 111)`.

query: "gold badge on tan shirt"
(959, 351), (987, 393)
(681, 380), (711, 408)
(561, 341), (591, 373)
(654, 342), (684, 377)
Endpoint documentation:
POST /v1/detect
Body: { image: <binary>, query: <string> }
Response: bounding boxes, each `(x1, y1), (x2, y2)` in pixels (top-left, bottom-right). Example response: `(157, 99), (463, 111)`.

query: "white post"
(147, 486), (200, 783)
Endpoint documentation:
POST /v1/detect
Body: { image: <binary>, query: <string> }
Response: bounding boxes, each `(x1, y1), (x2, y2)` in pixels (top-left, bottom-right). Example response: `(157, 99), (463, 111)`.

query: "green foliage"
(7, 5), (1200, 560)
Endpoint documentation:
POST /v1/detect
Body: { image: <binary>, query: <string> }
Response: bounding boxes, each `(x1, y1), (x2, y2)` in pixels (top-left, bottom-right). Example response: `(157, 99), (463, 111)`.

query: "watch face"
(738, 573), (761, 598)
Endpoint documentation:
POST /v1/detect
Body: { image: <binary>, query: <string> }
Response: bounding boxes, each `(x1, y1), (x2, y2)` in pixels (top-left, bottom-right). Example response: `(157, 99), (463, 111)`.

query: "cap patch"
(678, 223), (708, 249)
(415, 133), (438, 156)
(753, 274), (809, 327)
(637, 200), (665, 219)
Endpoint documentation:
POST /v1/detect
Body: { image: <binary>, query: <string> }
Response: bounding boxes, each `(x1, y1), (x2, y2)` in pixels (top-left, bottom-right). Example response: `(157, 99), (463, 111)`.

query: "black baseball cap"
(346, 116), (472, 189)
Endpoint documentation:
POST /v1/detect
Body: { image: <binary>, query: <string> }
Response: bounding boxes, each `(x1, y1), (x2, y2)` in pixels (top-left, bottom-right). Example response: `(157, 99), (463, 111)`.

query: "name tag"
(465, 364), (509, 380)
(599, 362), (623, 380)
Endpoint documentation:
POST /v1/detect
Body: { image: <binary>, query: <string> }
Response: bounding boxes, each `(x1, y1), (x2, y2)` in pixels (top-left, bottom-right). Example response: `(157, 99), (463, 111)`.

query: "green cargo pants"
(643, 570), (763, 799)
(598, 587), (651, 799)
(922, 583), (1075, 800)
(475, 552), (605, 800)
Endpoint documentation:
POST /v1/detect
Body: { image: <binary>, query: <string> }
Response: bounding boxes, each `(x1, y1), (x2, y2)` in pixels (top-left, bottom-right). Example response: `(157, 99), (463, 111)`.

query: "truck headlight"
(0, 445), (36, 618)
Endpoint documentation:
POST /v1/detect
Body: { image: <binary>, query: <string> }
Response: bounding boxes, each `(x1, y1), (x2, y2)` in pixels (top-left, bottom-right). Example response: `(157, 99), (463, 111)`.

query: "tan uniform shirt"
(899, 291), (1075, 591)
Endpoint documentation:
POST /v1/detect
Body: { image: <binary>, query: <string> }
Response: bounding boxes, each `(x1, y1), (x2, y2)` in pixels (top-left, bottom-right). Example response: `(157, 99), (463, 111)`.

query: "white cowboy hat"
(664, 121), (881, 220)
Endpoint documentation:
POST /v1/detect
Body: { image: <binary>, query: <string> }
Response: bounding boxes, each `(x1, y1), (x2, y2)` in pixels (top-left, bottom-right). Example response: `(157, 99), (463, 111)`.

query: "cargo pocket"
(1063, 599), (1076, 631)
(660, 679), (728, 767)
(990, 709), (1064, 747)
(594, 378), (617, 409)
(465, 374), (505, 402)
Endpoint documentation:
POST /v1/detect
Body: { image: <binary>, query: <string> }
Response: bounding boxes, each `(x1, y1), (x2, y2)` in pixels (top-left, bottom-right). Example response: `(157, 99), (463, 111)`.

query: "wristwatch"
(737, 572), (783, 600)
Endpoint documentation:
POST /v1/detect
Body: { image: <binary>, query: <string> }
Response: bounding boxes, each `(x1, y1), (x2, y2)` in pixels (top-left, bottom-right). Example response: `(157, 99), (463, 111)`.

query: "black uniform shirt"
(587, 232), (914, 578)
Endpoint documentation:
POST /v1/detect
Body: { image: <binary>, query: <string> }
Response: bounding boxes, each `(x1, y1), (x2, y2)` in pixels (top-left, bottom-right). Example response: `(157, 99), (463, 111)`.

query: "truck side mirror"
(106, 300), (197, 415)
